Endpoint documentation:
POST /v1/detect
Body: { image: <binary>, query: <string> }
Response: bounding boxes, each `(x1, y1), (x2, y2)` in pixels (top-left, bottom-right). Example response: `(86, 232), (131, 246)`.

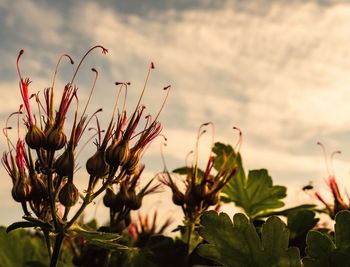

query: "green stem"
(43, 230), (52, 259)
(49, 233), (64, 267)
(186, 221), (193, 255)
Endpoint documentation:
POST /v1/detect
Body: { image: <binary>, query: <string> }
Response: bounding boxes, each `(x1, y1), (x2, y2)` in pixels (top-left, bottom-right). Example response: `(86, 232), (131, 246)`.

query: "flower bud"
(54, 150), (74, 177)
(25, 124), (45, 149)
(45, 127), (67, 150)
(106, 140), (130, 167)
(103, 187), (116, 208)
(86, 150), (108, 177)
(59, 182), (79, 207)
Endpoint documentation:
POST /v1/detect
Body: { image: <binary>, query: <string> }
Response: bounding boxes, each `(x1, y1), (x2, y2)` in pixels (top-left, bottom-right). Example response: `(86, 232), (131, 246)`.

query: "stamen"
(70, 45), (108, 84)
(317, 142), (331, 176)
(81, 68), (99, 119)
(135, 62), (155, 111)
(113, 82), (129, 119)
(330, 150), (341, 177)
(153, 85), (171, 123)
(233, 126), (243, 153)
(51, 54), (74, 91)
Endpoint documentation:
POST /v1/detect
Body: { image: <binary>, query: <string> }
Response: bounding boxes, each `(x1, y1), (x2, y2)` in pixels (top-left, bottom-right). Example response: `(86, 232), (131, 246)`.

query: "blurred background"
(1, 0), (350, 229)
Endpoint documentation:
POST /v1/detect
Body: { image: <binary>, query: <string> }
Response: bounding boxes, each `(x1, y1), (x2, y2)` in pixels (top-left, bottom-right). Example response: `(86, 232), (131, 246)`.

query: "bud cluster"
(102, 165), (161, 233)
(3, 46), (168, 236)
(160, 123), (239, 224)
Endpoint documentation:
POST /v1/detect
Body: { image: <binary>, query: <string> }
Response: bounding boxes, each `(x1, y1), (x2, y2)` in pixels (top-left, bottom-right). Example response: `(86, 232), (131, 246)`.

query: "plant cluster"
(2, 47), (350, 267)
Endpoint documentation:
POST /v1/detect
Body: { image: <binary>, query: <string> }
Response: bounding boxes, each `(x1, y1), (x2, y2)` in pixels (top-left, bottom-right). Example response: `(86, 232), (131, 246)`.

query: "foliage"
(196, 210), (301, 267)
(0, 226), (73, 267)
(303, 210), (350, 267)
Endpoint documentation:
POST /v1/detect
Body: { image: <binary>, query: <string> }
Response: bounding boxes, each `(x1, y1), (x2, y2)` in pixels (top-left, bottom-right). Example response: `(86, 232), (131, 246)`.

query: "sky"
(1, 0), (350, 228)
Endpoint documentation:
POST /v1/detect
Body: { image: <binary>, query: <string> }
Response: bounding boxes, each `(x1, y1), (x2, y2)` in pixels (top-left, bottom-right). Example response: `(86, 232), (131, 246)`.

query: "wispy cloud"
(2, 0), (350, 225)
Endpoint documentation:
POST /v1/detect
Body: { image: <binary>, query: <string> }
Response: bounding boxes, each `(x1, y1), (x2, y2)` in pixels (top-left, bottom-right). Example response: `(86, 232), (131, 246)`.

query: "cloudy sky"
(1, 0), (350, 227)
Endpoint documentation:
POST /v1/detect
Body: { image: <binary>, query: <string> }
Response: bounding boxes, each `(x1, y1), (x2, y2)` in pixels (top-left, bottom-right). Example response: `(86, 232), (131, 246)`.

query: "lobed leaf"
(197, 210), (301, 267)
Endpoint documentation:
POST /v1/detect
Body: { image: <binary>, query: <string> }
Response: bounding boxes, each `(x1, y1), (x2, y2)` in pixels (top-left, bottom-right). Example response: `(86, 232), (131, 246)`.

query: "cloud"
(2, 0), (350, 225)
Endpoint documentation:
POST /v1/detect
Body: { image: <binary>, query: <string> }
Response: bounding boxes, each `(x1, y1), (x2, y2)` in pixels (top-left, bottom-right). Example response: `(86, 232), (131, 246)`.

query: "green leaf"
(0, 226), (48, 267)
(6, 221), (39, 233)
(213, 143), (287, 219)
(69, 224), (128, 251)
(288, 210), (319, 241)
(173, 166), (205, 178)
(254, 204), (318, 219)
(303, 210), (350, 267)
(197, 210), (301, 267)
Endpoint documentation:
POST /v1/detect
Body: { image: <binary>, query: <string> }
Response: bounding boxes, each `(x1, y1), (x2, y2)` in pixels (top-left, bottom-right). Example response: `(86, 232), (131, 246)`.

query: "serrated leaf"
(197, 210), (301, 267)
(213, 143), (287, 219)
(303, 210), (350, 267)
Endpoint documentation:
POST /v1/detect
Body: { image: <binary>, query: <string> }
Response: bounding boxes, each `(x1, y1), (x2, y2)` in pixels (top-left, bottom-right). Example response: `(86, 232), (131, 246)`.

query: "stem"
(49, 233), (64, 267)
(186, 221), (193, 255)
(47, 169), (59, 230)
(43, 229), (52, 259)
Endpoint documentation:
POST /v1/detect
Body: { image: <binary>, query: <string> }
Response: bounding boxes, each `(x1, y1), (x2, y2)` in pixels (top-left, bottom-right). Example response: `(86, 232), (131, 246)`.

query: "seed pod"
(29, 177), (47, 200)
(172, 189), (185, 206)
(205, 192), (220, 206)
(124, 152), (140, 175)
(59, 182), (79, 207)
(45, 127), (67, 150)
(12, 180), (31, 202)
(112, 191), (126, 212)
(111, 220), (126, 233)
(25, 124), (45, 149)
(124, 213), (131, 227)
(103, 187), (116, 208)
(193, 183), (209, 201)
(54, 150), (74, 177)
(105, 140), (130, 167)
(125, 190), (142, 210)
(86, 150), (108, 177)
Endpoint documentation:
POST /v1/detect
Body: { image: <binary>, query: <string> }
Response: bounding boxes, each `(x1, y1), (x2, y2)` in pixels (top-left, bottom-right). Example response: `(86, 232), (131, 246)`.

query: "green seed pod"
(45, 127), (67, 150)
(103, 187), (116, 208)
(54, 150), (74, 177)
(25, 124), (45, 149)
(106, 140), (130, 167)
(86, 150), (108, 177)
(59, 182), (79, 207)
(12, 180), (31, 202)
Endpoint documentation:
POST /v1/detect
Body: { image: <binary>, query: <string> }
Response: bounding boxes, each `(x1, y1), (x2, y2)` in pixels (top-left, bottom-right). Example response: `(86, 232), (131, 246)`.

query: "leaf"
(197, 210), (301, 267)
(288, 210), (319, 241)
(213, 143), (287, 219)
(303, 210), (350, 267)
(254, 204), (318, 219)
(6, 221), (39, 233)
(173, 167), (205, 178)
(69, 224), (128, 252)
